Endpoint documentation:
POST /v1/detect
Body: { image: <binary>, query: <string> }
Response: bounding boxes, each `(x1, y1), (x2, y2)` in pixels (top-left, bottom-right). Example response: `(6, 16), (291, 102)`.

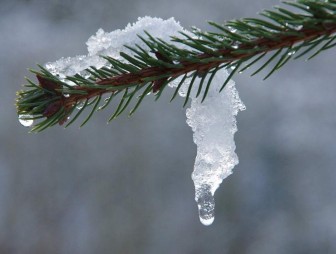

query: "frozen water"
(196, 184), (215, 225)
(176, 69), (245, 225)
(45, 17), (187, 79)
(43, 17), (245, 225)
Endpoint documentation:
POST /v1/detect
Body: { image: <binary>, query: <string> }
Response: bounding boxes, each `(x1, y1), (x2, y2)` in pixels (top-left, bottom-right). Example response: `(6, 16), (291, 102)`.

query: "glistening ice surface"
(44, 17), (186, 78)
(44, 17), (245, 225)
(174, 70), (245, 225)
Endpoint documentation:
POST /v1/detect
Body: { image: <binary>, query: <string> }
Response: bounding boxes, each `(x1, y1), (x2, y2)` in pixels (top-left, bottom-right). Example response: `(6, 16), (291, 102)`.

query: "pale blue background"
(1, 0), (336, 253)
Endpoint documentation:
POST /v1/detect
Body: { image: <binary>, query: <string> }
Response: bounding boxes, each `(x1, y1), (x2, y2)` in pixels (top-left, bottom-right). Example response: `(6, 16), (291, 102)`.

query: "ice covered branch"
(15, 0), (336, 226)
(16, 0), (336, 131)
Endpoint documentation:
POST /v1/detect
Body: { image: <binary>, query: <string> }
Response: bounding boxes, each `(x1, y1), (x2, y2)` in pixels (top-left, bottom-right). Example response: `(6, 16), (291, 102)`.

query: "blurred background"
(1, 0), (336, 253)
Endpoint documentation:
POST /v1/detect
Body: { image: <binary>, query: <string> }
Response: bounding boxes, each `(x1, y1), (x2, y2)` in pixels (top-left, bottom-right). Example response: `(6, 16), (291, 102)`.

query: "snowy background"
(1, 0), (336, 253)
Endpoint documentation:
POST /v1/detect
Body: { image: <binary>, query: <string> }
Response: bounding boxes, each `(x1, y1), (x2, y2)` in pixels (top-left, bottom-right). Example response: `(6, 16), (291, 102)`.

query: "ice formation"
(42, 17), (245, 225)
(175, 73), (245, 225)
(44, 17), (186, 79)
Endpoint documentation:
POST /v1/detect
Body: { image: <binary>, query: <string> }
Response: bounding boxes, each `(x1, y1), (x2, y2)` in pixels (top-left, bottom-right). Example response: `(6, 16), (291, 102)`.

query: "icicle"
(43, 16), (245, 225)
(196, 184), (215, 225)
(181, 69), (245, 225)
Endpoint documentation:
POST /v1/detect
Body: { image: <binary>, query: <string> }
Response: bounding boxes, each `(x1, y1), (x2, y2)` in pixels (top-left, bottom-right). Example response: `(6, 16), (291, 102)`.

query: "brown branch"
(40, 24), (336, 112)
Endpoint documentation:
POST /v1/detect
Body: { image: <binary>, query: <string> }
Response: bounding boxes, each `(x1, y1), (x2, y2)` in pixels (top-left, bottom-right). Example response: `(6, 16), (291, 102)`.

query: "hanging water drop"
(76, 102), (84, 110)
(195, 184), (215, 226)
(228, 26), (237, 33)
(294, 25), (303, 30)
(288, 50), (296, 56)
(285, 23), (303, 31)
(80, 70), (91, 79)
(18, 114), (34, 127)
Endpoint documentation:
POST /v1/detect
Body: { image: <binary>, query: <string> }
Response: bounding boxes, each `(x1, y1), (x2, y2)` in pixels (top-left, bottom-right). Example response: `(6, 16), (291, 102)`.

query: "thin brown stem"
(59, 24), (336, 109)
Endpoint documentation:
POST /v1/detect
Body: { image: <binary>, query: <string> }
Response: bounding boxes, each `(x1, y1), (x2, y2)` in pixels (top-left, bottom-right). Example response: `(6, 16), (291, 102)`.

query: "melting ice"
(43, 17), (245, 225)
(181, 71), (245, 225)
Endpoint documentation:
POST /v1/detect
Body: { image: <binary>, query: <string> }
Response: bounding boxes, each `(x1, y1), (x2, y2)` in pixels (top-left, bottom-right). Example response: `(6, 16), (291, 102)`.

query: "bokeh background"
(1, 0), (336, 253)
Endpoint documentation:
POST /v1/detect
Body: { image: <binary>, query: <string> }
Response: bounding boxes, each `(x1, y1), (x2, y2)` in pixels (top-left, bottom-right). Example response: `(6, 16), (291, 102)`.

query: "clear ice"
(173, 70), (245, 225)
(196, 184), (215, 226)
(43, 17), (245, 225)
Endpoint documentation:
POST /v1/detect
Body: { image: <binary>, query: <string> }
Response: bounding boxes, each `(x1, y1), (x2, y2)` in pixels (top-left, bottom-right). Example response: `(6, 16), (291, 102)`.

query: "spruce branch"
(16, 0), (336, 132)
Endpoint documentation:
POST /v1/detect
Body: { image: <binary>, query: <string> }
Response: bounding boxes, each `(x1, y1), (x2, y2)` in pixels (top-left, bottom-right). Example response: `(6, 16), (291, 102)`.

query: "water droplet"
(18, 114), (34, 127)
(76, 102), (84, 110)
(285, 23), (303, 31)
(80, 70), (91, 79)
(196, 184), (215, 226)
(295, 25), (303, 30)
(288, 50), (296, 56)
(228, 26), (237, 33)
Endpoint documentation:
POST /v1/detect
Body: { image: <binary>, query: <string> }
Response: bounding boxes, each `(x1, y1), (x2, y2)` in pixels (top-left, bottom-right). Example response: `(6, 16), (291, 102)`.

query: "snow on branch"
(16, 0), (336, 225)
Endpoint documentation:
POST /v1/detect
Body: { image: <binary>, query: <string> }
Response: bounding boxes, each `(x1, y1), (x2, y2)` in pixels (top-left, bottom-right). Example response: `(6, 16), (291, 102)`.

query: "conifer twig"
(16, 0), (336, 132)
